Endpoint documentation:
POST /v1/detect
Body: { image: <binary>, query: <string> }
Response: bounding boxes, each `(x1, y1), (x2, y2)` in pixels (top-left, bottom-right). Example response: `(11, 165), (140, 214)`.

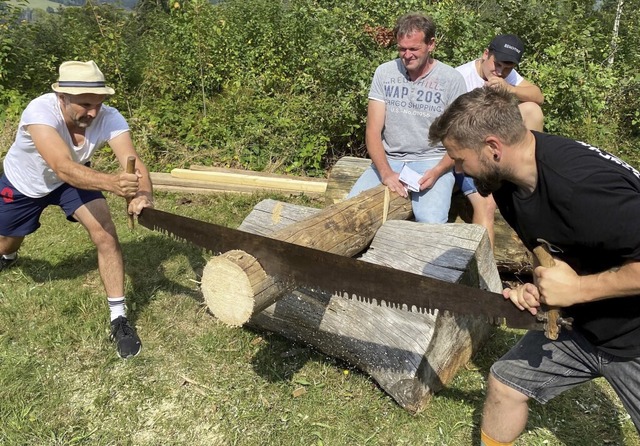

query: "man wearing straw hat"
(0, 60), (153, 359)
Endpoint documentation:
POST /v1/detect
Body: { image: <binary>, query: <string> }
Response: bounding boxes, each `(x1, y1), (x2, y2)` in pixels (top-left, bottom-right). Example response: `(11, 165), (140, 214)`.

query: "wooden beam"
(189, 164), (327, 184)
(171, 168), (328, 194)
(151, 172), (324, 197)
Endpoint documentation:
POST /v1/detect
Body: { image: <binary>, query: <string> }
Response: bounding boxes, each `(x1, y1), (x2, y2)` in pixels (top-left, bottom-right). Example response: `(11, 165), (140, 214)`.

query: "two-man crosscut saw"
(138, 207), (560, 333)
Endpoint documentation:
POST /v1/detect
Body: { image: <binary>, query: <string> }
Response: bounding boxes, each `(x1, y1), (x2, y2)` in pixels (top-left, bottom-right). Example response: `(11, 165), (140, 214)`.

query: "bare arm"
(485, 77), (544, 105)
(537, 258), (640, 306)
(365, 99), (407, 197)
(109, 131), (154, 215)
(28, 124), (153, 213)
(503, 258), (640, 314)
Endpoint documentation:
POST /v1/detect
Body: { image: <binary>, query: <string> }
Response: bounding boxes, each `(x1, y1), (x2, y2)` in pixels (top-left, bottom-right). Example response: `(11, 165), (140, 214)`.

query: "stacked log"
(227, 200), (499, 413)
(325, 156), (531, 272)
(186, 155), (524, 411)
(201, 184), (413, 326)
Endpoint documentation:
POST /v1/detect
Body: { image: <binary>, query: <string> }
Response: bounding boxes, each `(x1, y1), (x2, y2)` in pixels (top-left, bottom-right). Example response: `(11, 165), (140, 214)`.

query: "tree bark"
(608, 0), (624, 66)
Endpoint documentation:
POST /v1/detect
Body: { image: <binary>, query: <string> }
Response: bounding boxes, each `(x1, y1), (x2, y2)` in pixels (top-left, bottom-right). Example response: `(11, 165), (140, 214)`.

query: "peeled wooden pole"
(202, 184), (412, 326)
(171, 168), (327, 194)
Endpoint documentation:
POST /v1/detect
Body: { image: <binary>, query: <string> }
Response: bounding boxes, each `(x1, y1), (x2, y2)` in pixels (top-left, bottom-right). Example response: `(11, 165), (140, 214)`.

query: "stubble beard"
(474, 157), (504, 197)
(71, 113), (94, 129)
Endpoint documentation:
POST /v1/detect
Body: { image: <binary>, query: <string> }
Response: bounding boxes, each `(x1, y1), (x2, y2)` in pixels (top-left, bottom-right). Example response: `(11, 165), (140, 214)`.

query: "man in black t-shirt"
(429, 87), (640, 446)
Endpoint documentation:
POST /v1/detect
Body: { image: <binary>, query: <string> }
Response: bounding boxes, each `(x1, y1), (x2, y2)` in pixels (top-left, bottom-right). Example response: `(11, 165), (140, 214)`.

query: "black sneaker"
(110, 316), (142, 359)
(0, 254), (17, 272)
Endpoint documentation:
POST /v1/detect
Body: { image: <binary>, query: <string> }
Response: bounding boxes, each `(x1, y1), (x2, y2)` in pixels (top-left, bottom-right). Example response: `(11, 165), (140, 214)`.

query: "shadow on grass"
(250, 321), (631, 445)
(15, 232), (207, 324)
(439, 327), (631, 446)
(243, 289), (632, 445)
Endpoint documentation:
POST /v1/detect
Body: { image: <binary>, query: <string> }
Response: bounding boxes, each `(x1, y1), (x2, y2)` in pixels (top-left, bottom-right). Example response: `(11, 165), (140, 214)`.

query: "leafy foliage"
(0, 0), (639, 174)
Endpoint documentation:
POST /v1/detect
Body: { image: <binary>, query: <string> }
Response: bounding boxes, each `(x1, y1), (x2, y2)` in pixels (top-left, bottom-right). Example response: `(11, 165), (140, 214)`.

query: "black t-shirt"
(493, 132), (640, 357)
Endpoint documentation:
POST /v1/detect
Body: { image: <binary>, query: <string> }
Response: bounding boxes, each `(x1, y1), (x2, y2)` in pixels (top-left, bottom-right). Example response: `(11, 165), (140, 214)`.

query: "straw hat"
(51, 60), (115, 95)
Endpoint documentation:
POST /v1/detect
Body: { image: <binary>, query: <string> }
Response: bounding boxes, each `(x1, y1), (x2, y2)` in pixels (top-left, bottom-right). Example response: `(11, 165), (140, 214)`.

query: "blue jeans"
(346, 159), (455, 224)
(491, 329), (640, 433)
(453, 171), (478, 196)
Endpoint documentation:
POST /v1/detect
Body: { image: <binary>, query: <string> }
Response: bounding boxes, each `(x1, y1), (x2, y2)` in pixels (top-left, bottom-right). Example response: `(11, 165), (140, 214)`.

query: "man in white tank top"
(0, 60), (153, 359)
(454, 34), (544, 248)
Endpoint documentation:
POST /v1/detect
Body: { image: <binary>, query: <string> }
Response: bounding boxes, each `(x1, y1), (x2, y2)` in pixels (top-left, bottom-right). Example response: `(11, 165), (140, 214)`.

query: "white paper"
(398, 164), (422, 192)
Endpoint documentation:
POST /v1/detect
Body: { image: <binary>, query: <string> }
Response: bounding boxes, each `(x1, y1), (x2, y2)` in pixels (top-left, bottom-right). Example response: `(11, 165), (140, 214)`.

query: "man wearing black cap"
(0, 60), (153, 359)
(453, 34), (545, 249)
(457, 34), (544, 130)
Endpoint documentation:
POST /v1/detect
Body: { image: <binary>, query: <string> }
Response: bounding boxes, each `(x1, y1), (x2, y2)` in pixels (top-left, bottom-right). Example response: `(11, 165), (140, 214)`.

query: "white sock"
(107, 297), (127, 321)
(2, 252), (17, 260)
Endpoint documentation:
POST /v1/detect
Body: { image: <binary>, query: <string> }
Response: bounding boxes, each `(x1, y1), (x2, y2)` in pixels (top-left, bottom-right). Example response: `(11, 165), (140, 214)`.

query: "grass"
(0, 190), (638, 445)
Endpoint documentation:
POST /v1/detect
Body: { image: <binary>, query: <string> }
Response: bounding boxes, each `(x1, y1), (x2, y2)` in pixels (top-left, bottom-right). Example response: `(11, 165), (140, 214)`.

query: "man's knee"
(412, 195), (452, 223)
(0, 235), (24, 255)
(486, 373), (529, 405)
(518, 102), (544, 132)
(75, 206), (119, 249)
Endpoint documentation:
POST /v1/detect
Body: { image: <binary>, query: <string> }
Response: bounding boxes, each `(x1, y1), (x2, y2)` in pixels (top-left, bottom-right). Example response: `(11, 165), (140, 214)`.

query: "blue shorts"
(453, 171), (477, 196)
(0, 174), (104, 236)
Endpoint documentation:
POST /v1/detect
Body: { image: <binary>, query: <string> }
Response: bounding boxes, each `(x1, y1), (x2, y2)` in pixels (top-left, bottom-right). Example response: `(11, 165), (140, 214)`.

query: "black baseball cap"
(488, 34), (524, 64)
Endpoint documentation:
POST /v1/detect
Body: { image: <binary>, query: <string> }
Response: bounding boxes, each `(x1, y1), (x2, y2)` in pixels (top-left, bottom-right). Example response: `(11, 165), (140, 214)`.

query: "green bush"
(1, 0), (639, 174)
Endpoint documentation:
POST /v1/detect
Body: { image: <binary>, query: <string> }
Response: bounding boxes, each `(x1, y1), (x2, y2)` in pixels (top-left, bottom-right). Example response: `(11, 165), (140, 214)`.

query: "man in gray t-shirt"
(347, 12), (466, 223)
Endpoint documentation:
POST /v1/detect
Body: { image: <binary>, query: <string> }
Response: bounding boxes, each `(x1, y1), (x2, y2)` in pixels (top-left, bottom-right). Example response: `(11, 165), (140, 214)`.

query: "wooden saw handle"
(126, 156), (136, 230)
(532, 244), (561, 340)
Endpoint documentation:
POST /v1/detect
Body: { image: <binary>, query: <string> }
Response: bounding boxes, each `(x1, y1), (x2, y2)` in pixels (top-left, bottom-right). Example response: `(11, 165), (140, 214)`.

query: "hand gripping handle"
(532, 244), (563, 340)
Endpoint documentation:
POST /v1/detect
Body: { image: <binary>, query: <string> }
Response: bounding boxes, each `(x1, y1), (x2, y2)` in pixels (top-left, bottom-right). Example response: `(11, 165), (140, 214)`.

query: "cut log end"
(201, 251), (257, 327)
(202, 250), (286, 326)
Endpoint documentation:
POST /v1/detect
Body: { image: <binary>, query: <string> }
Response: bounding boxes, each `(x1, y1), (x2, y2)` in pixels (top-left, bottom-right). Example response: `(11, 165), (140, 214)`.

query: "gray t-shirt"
(368, 59), (466, 161)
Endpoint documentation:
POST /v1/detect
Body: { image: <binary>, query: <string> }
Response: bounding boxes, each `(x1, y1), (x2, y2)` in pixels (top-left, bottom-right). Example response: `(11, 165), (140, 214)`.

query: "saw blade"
(138, 207), (544, 330)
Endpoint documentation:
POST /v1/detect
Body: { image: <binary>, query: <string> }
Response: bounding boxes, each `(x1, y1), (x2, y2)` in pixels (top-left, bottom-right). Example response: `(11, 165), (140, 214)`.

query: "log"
(202, 185), (413, 326)
(171, 168), (327, 194)
(152, 171), (326, 197)
(151, 172), (258, 195)
(237, 200), (497, 413)
(325, 156), (532, 273)
(325, 156), (372, 205)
